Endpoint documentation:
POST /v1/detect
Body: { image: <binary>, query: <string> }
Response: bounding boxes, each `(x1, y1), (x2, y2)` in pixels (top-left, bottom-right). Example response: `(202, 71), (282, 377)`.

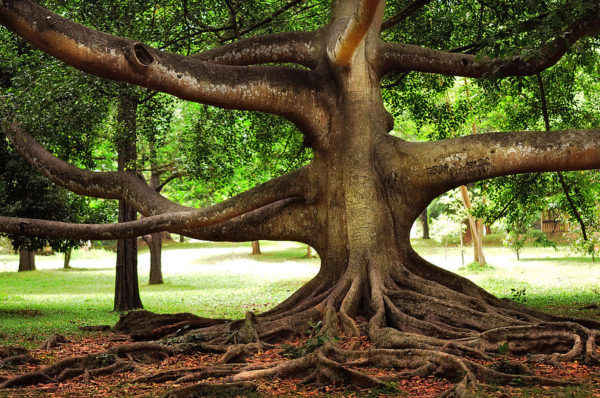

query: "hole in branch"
(133, 43), (155, 67)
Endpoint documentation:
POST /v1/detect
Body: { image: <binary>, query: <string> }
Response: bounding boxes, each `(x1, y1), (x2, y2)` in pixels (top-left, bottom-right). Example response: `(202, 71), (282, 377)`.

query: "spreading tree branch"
(2, 124), (311, 221)
(184, 198), (319, 246)
(193, 31), (322, 69)
(328, 0), (384, 67)
(0, 198), (317, 245)
(378, 129), (600, 207)
(0, 0), (326, 132)
(379, 5), (600, 77)
(2, 123), (187, 216)
(404, 129), (600, 198)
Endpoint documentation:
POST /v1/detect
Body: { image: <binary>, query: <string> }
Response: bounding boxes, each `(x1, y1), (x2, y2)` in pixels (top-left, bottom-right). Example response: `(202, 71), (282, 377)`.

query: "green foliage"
(503, 229), (557, 261)
(510, 288), (528, 304)
(497, 342), (510, 355)
(366, 383), (400, 397)
(459, 262), (495, 273)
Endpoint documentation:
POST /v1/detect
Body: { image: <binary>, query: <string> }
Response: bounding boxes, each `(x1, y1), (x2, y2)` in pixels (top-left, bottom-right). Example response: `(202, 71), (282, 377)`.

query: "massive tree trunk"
(17, 248), (35, 272)
(114, 93), (143, 311)
(1, 0), (600, 395)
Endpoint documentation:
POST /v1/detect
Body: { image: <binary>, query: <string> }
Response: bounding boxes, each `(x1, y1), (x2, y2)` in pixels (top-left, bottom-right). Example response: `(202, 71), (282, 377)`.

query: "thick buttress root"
(2, 258), (599, 397)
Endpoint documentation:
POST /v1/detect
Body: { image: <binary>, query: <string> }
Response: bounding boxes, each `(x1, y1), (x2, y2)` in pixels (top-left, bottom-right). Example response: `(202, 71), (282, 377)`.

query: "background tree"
(1, 0), (600, 394)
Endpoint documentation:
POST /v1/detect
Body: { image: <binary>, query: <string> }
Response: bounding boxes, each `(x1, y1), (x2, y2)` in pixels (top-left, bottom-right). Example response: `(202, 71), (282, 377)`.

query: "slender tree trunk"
(18, 248), (35, 272)
(419, 209), (429, 239)
(306, 245), (313, 258)
(146, 137), (164, 285)
(145, 233), (163, 285)
(251, 240), (261, 255)
(63, 247), (72, 269)
(114, 92), (143, 311)
(460, 185), (485, 265)
(179, 235), (185, 243)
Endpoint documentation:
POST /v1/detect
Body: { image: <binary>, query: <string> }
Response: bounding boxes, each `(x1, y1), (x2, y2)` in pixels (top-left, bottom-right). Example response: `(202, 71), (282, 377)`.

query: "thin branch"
(156, 172), (185, 193)
(328, 0), (384, 67)
(221, 0), (307, 42)
(381, 0), (434, 32)
(379, 5), (600, 77)
(158, 25), (234, 50)
(381, 71), (409, 89)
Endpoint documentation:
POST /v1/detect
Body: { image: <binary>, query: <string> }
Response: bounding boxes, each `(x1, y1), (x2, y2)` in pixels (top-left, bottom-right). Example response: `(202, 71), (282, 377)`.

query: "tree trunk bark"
(148, 233), (163, 285)
(420, 209), (429, 239)
(460, 185), (486, 265)
(18, 249), (35, 272)
(114, 92), (143, 312)
(251, 241), (261, 255)
(63, 247), (72, 269)
(145, 138), (164, 285)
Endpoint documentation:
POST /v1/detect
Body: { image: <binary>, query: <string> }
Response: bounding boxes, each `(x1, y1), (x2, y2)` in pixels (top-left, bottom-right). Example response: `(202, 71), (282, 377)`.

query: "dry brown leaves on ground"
(0, 332), (599, 397)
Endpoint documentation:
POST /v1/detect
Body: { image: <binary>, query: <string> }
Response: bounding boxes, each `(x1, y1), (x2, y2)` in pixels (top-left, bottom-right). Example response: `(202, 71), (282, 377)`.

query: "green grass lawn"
(0, 238), (599, 346)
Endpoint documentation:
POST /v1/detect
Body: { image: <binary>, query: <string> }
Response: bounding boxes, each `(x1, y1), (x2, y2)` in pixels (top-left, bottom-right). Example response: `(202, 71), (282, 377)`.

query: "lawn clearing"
(1, 239), (600, 345)
(0, 241), (319, 346)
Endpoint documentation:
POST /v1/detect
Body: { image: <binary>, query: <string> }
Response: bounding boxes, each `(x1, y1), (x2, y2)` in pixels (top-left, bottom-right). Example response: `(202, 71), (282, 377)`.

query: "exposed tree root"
(0, 346), (28, 358)
(40, 334), (68, 349)
(113, 310), (229, 341)
(0, 342), (170, 388)
(130, 255), (600, 397)
(0, 354), (39, 368)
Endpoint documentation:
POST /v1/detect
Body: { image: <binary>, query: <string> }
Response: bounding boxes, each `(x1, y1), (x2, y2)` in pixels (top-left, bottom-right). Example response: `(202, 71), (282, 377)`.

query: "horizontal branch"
(193, 31), (322, 69)
(379, 6), (600, 77)
(0, 198), (317, 246)
(183, 198), (319, 246)
(408, 129), (600, 197)
(3, 123), (187, 216)
(0, 0), (326, 131)
(3, 123), (311, 221)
